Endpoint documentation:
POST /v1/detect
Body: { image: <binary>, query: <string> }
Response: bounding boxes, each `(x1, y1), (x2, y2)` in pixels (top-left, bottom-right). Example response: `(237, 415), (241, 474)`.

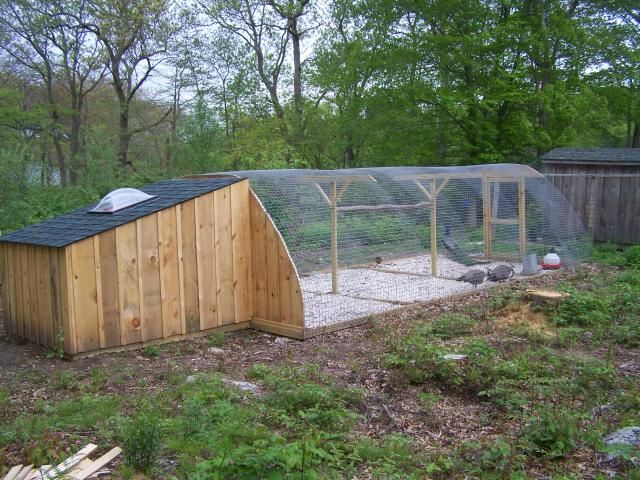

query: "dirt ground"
(1, 267), (638, 477)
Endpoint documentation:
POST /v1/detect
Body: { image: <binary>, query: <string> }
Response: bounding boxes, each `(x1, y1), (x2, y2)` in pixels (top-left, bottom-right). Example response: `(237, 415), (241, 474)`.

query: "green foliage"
(142, 345), (160, 358)
(207, 331), (225, 347)
(1, 395), (121, 451)
(524, 406), (580, 458)
(296, 215), (411, 251)
(120, 410), (161, 474)
(551, 286), (613, 327)
(592, 243), (625, 266)
(53, 371), (76, 391)
(45, 329), (66, 360)
(623, 245), (640, 269)
(0, 389), (8, 421)
(427, 314), (476, 339)
(387, 322), (619, 413)
(246, 362), (271, 380)
(440, 437), (527, 477)
(163, 368), (369, 479)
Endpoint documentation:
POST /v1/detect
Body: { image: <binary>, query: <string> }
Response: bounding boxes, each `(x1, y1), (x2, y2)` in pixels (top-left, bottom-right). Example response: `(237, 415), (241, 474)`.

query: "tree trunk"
(344, 144), (355, 169)
(68, 94), (83, 185)
(290, 17), (303, 141)
(46, 77), (67, 187)
(118, 105), (133, 171)
(52, 136), (67, 187)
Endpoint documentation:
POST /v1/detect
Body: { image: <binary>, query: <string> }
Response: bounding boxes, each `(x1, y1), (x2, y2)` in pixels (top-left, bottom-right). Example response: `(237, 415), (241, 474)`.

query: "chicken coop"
(0, 164), (589, 356)
(0, 177), (303, 356)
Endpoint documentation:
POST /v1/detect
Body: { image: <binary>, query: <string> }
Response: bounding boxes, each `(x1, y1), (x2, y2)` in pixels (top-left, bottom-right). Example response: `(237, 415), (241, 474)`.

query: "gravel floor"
(301, 254), (530, 329)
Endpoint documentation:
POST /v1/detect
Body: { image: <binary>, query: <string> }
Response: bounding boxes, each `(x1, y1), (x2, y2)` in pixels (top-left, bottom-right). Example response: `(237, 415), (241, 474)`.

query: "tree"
(48, 0), (106, 183)
(0, 0), (68, 184)
(201, 0), (316, 149)
(78, 0), (176, 171)
(595, 0), (640, 146)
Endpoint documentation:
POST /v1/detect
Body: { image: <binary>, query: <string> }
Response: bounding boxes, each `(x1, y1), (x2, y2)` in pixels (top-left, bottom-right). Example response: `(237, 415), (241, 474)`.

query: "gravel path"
(301, 254), (530, 330)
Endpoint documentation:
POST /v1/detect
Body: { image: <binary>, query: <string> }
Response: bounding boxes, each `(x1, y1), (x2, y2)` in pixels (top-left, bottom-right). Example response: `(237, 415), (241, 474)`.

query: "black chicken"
(443, 225), (479, 267)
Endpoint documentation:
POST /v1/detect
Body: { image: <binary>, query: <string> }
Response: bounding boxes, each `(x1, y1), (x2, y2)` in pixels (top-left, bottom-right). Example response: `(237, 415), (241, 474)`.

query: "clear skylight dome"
(90, 188), (156, 213)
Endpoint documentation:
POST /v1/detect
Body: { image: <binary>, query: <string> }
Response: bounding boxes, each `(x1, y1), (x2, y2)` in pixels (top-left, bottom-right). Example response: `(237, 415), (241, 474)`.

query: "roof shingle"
(541, 148), (640, 163)
(0, 177), (244, 248)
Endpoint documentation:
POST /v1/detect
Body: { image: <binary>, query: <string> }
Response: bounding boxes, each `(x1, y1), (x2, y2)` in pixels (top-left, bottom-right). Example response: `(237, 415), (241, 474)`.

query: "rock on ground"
(223, 379), (261, 395)
(603, 426), (640, 465)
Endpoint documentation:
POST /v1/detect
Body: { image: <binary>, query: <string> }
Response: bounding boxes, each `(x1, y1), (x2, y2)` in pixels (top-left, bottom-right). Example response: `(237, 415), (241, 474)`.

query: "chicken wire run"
(230, 165), (589, 334)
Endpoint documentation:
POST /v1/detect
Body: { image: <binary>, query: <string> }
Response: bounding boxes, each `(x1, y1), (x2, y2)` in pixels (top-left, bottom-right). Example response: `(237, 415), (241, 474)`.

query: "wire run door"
(483, 177), (526, 259)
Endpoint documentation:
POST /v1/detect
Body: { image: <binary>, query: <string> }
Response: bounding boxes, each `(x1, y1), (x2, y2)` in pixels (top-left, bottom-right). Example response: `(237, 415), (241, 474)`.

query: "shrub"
(524, 406), (579, 458)
(53, 371), (76, 391)
(428, 314), (476, 339)
(142, 345), (160, 358)
(246, 363), (271, 380)
(592, 243), (625, 266)
(207, 331), (225, 347)
(120, 411), (161, 473)
(551, 287), (612, 327)
(623, 245), (640, 269)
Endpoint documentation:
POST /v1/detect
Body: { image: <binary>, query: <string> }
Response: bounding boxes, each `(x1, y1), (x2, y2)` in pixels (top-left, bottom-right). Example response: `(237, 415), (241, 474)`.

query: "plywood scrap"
(4, 444), (120, 480)
(41, 443), (97, 479)
(25, 466), (52, 480)
(13, 465), (34, 480)
(3, 465), (33, 480)
(3, 465), (24, 480)
(67, 447), (121, 480)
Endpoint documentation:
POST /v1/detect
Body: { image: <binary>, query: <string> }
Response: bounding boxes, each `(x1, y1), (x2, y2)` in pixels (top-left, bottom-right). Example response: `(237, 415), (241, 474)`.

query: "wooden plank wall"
(0, 243), (65, 351)
(1, 179), (306, 355)
(249, 191), (304, 338)
(63, 181), (257, 353)
(545, 163), (640, 244)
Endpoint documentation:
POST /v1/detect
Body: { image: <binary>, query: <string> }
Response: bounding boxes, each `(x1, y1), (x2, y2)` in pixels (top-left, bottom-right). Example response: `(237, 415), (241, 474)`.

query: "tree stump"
(526, 289), (569, 308)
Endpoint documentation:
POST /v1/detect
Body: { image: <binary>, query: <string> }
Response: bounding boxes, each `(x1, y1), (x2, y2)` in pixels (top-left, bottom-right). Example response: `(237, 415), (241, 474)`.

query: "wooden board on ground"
(36, 443), (97, 479)
(4, 445), (120, 480)
(67, 447), (121, 480)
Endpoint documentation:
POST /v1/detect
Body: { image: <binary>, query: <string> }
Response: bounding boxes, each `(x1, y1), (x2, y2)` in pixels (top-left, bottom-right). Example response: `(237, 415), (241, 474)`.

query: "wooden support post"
(330, 181), (338, 294)
(518, 176), (526, 256)
(430, 179), (437, 276)
(482, 177), (492, 258)
(587, 175), (597, 238)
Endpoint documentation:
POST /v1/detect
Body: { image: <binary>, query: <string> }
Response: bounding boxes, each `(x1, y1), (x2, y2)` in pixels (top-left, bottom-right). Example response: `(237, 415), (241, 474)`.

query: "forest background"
(0, 0), (637, 232)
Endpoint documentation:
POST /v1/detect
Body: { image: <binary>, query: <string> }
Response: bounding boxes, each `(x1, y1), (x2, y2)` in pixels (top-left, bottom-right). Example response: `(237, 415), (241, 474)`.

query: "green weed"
(623, 245), (640, 269)
(0, 389), (8, 421)
(427, 313), (476, 339)
(207, 331), (225, 347)
(524, 405), (580, 458)
(246, 362), (271, 380)
(142, 344), (160, 358)
(119, 410), (161, 474)
(53, 370), (76, 391)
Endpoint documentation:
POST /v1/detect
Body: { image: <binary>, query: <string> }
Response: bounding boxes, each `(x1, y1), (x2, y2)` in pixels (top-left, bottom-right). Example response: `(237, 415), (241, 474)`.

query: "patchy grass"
(1, 246), (639, 478)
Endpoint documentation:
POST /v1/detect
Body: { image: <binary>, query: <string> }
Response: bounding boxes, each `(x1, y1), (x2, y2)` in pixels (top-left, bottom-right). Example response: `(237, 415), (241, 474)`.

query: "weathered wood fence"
(545, 173), (640, 245)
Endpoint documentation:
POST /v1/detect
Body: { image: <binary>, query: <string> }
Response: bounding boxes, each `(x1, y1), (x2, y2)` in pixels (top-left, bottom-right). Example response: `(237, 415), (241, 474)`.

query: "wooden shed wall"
(249, 191), (304, 338)
(0, 178), (305, 355)
(545, 162), (640, 244)
(0, 243), (66, 351)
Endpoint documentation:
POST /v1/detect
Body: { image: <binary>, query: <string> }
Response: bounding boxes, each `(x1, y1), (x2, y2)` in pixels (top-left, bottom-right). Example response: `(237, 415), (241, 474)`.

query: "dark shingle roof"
(541, 148), (640, 163)
(0, 177), (244, 248)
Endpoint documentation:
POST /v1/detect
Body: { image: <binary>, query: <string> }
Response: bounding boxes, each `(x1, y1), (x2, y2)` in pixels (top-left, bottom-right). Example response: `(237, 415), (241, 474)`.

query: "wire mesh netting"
(234, 165), (589, 334)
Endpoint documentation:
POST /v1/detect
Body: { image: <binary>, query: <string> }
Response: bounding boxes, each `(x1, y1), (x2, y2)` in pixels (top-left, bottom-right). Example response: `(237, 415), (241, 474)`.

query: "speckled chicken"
(456, 269), (487, 289)
(487, 264), (515, 282)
